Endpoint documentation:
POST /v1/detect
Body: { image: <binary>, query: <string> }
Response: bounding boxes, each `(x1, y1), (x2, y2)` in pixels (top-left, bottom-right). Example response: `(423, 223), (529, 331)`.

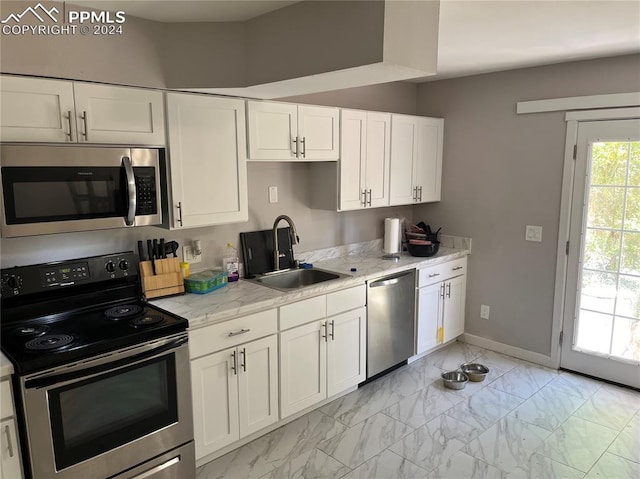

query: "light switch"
(269, 186), (278, 204)
(525, 225), (543, 242)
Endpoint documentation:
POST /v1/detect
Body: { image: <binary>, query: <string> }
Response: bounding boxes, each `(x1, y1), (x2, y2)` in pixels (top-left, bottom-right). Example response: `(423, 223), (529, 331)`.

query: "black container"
(407, 241), (440, 257)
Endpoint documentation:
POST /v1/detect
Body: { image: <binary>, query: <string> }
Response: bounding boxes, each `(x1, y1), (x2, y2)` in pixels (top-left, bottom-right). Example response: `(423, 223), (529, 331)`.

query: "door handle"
(4, 425), (13, 458)
(292, 137), (299, 157)
(446, 282), (451, 298)
(418, 186), (423, 202)
(176, 202), (183, 227)
(440, 283), (445, 299)
(361, 190), (367, 206)
(367, 189), (372, 206)
(301, 136), (306, 158)
(65, 110), (73, 141)
(130, 456), (181, 479)
(330, 320), (335, 340)
(122, 156), (136, 226)
(412, 186), (417, 202)
(241, 348), (247, 372)
(231, 350), (237, 375)
(321, 322), (327, 342)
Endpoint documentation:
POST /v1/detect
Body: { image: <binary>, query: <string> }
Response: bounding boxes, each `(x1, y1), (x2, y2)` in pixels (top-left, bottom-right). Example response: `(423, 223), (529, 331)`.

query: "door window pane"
(583, 229), (620, 272)
(620, 232), (640, 276)
(576, 310), (613, 355)
(580, 271), (617, 314)
(587, 187), (624, 229)
(624, 188), (640, 232)
(591, 141), (629, 186)
(616, 275), (640, 320)
(628, 142), (640, 186)
(611, 317), (640, 361)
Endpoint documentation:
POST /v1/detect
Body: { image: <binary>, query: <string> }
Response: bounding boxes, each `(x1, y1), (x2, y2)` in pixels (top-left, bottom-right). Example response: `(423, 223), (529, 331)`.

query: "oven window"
(48, 355), (178, 471)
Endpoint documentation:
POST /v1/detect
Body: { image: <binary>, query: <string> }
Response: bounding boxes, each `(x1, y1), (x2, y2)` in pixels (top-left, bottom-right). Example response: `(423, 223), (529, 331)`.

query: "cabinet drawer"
(1, 380), (13, 420)
(189, 309), (277, 359)
(326, 284), (366, 316)
(418, 257), (467, 287)
(280, 295), (327, 330)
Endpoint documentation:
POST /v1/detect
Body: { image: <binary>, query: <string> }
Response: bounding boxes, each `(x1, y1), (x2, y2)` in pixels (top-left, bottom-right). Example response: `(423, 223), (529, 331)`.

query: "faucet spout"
(273, 215), (299, 271)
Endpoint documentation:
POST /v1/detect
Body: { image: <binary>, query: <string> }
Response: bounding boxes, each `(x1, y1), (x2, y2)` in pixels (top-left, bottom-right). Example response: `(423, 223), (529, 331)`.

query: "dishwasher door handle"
(370, 277), (400, 288)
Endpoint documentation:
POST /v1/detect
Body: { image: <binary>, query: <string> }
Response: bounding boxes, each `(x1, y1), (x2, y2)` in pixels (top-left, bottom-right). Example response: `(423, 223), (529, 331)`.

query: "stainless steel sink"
(250, 268), (349, 291)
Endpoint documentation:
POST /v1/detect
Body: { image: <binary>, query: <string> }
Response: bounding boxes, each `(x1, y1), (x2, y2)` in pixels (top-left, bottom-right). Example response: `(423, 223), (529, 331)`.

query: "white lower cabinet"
(191, 335), (278, 460)
(279, 287), (367, 419)
(0, 380), (23, 479)
(416, 258), (467, 355)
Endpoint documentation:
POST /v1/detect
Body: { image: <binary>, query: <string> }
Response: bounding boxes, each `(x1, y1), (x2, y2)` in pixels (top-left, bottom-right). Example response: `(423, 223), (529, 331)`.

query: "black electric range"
(1, 252), (188, 375)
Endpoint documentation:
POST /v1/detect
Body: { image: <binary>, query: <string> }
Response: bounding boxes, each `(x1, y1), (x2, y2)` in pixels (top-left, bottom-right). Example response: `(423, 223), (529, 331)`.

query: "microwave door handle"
(122, 156), (136, 226)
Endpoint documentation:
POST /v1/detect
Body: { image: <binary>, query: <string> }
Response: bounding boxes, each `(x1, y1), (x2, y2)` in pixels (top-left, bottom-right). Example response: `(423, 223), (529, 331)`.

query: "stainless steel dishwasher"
(367, 269), (416, 378)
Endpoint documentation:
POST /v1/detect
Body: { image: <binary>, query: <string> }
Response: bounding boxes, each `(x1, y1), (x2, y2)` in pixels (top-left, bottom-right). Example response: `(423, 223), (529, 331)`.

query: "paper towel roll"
(383, 218), (401, 254)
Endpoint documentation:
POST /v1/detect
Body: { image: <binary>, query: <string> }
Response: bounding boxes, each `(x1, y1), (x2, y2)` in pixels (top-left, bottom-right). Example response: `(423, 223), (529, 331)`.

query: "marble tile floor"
(196, 341), (640, 479)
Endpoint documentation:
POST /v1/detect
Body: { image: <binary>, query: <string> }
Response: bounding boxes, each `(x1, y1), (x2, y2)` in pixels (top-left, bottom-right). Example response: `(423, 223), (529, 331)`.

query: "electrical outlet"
(183, 245), (202, 264)
(269, 186), (278, 203)
(480, 304), (490, 320)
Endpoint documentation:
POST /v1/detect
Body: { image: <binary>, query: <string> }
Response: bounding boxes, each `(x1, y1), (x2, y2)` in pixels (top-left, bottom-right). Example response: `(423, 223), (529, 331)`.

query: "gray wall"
(415, 53), (640, 356)
(0, 82), (417, 269)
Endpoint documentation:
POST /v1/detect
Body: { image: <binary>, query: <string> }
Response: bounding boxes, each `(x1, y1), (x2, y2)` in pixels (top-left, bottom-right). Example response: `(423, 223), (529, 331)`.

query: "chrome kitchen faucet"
(273, 215), (299, 271)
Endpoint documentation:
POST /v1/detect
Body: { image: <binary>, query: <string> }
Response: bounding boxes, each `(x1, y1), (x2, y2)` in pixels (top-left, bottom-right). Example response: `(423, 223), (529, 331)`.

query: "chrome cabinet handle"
(446, 282), (451, 298)
(330, 320), (335, 340)
(292, 137), (299, 157)
(228, 328), (250, 337)
(65, 110), (73, 141)
(131, 456), (180, 479)
(176, 202), (183, 227)
(418, 186), (423, 202)
(440, 283), (445, 299)
(241, 348), (247, 372)
(412, 186), (418, 202)
(301, 137), (306, 158)
(453, 266), (463, 271)
(367, 189), (372, 206)
(4, 425), (13, 458)
(428, 273), (440, 278)
(81, 110), (88, 140)
(361, 190), (367, 206)
(231, 350), (237, 375)
(321, 322), (327, 342)
(122, 156), (136, 226)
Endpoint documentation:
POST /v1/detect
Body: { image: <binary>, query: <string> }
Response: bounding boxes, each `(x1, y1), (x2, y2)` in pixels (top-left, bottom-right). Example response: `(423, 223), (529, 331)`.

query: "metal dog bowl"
(460, 363), (490, 382)
(441, 371), (469, 390)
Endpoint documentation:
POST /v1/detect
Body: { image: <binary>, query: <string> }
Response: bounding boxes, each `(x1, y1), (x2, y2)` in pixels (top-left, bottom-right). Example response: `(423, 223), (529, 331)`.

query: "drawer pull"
(228, 328), (250, 337)
(4, 425), (13, 458)
(452, 266), (463, 271)
(428, 273), (440, 278)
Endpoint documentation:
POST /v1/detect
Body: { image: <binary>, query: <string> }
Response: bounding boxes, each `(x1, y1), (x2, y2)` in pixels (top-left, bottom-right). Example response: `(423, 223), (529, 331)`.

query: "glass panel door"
(561, 119), (640, 388)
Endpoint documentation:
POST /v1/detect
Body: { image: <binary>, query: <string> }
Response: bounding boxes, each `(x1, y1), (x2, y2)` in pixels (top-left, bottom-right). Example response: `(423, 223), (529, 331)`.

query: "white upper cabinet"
(0, 76), (76, 142)
(389, 114), (443, 205)
(73, 83), (165, 145)
(166, 92), (248, 229)
(0, 75), (165, 145)
(339, 109), (390, 210)
(247, 101), (338, 161)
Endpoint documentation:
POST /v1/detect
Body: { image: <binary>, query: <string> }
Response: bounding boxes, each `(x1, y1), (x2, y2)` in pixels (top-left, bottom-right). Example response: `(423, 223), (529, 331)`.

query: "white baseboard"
(460, 333), (557, 369)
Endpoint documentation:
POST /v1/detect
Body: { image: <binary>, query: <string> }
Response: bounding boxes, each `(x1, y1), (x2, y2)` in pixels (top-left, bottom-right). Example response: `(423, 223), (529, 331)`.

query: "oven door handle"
(25, 336), (188, 390)
(123, 156), (137, 226)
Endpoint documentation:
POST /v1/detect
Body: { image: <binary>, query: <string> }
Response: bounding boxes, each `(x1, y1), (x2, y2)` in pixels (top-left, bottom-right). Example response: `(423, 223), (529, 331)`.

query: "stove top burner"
(104, 304), (143, 320)
(130, 315), (164, 328)
(11, 325), (50, 337)
(25, 334), (75, 352)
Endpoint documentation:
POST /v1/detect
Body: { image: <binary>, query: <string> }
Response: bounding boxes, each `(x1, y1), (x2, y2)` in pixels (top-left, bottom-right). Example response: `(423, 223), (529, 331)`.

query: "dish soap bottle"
(222, 242), (239, 282)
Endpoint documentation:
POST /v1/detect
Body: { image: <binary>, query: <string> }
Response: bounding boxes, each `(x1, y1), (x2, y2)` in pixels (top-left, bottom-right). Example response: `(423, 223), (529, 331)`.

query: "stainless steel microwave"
(1, 145), (164, 238)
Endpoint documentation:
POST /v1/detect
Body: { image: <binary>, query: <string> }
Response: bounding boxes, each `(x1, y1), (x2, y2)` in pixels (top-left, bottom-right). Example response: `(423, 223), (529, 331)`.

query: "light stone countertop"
(152, 246), (469, 331)
(1, 352), (14, 378)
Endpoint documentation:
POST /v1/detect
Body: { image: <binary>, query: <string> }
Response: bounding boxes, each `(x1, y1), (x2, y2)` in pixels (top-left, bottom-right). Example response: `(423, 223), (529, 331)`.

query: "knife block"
(140, 258), (185, 299)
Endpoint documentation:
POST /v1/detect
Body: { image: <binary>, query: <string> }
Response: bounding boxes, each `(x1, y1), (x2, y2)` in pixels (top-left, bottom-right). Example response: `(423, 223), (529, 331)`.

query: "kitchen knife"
(147, 239), (156, 275)
(137, 241), (146, 261)
(152, 239), (158, 260)
(159, 238), (166, 259)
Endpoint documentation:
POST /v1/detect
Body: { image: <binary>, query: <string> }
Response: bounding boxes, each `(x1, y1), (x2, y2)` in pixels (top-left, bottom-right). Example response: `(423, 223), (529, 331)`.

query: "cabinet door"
(443, 274), (467, 343)
(417, 282), (443, 354)
(73, 83), (165, 145)
(0, 76), (75, 142)
(415, 117), (444, 203)
(297, 105), (339, 160)
(339, 110), (366, 211)
(327, 307), (366, 397)
(279, 321), (327, 418)
(238, 336), (279, 438)
(389, 114), (418, 206)
(0, 418), (23, 479)
(167, 93), (248, 228)
(247, 101), (297, 160)
(364, 112), (391, 208)
(191, 348), (239, 459)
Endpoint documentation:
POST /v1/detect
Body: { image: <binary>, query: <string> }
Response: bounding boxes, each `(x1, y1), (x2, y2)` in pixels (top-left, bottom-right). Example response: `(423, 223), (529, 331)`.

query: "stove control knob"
(105, 261), (116, 273)
(119, 260), (129, 271)
(7, 276), (20, 289)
